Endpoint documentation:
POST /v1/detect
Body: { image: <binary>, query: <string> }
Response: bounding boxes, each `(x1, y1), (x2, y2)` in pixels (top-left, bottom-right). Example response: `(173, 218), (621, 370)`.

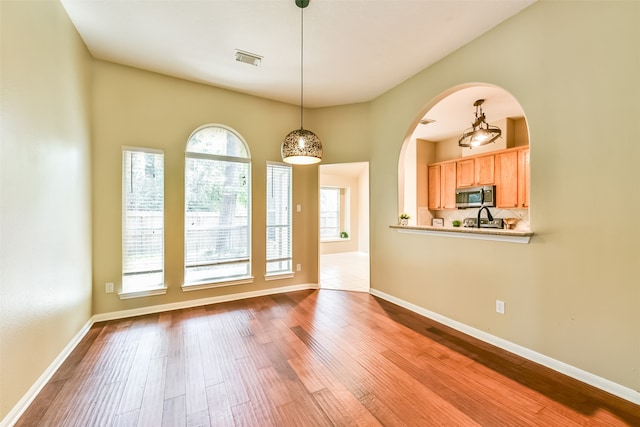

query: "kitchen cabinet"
(456, 155), (495, 188)
(518, 148), (530, 207)
(428, 162), (456, 210)
(496, 151), (518, 208)
(476, 155), (495, 185)
(442, 162), (457, 209)
(496, 147), (529, 208)
(427, 145), (528, 212)
(427, 165), (441, 210)
(456, 159), (475, 187)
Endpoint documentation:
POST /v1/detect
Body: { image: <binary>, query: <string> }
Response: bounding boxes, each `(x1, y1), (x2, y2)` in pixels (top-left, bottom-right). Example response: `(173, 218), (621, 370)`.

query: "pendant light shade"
(281, 0), (323, 165)
(282, 128), (323, 164)
(458, 99), (502, 148)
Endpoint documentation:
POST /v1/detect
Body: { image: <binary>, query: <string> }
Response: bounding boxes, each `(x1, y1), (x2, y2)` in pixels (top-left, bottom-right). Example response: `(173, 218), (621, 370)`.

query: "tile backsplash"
(418, 207), (530, 231)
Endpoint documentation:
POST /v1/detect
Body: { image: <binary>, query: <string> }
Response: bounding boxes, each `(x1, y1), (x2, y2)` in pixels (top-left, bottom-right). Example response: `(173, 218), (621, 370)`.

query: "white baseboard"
(0, 319), (94, 427)
(369, 288), (640, 406)
(1, 283), (319, 427)
(92, 283), (319, 323)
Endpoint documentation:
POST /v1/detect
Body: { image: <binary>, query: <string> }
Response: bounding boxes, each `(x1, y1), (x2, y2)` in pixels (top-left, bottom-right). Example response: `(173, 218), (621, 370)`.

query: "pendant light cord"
(300, 4), (304, 129)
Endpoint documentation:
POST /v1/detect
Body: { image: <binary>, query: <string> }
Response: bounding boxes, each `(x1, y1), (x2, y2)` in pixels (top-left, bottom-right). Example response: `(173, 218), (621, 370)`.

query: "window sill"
(264, 272), (294, 281)
(321, 237), (350, 243)
(118, 286), (167, 300)
(181, 276), (254, 292)
(390, 224), (533, 244)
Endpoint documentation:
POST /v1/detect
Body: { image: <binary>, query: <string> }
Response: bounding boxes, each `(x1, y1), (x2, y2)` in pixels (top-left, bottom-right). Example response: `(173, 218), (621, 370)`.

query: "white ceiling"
(410, 85), (525, 141)
(61, 0), (535, 110)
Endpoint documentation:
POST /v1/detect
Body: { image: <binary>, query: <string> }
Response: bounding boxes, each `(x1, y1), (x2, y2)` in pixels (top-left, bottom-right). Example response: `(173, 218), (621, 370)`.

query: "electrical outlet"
(296, 204), (301, 213)
(496, 300), (505, 314)
(105, 282), (114, 293)
(296, 264), (301, 272)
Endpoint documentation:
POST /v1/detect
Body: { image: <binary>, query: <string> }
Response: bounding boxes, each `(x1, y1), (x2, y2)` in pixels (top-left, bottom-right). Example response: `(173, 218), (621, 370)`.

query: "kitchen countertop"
(389, 224), (533, 243)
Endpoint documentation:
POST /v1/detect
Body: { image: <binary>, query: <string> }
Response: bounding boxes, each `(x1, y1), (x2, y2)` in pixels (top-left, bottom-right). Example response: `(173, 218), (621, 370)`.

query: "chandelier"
(458, 99), (502, 148)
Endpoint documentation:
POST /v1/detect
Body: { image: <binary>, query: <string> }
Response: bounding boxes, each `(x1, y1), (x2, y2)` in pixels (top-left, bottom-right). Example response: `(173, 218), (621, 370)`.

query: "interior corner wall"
(368, 1), (639, 393)
(0, 0), (93, 420)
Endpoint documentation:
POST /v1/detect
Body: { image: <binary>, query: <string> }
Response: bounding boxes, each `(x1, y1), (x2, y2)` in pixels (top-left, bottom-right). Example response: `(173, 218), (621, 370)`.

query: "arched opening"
(399, 84), (530, 231)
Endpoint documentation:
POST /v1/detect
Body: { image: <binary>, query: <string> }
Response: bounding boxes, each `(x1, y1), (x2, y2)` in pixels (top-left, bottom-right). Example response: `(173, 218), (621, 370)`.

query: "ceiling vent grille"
(235, 50), (262, 66)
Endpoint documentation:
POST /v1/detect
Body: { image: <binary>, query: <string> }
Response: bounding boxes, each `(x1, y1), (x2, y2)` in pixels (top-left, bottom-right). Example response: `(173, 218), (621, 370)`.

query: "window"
(122, 148), (164, 295)
(320, 187), (341, 239)
(184, 125), (251, 287)
(266, 163), (292, 276)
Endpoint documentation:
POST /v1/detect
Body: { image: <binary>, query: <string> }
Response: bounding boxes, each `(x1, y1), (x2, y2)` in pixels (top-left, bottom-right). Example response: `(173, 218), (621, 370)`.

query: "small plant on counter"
(340, 231), (349, 238)
(399, 213), (410, 226)
(452, 220), (462, 227)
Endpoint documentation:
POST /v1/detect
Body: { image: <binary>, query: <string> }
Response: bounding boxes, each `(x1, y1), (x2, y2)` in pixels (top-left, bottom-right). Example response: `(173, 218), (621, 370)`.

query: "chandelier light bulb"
(458, 99), (501, 148)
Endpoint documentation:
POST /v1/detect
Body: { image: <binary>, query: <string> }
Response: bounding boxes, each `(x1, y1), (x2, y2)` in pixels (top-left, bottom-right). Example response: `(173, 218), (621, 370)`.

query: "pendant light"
(281, 0), (323, 165)
(458, 99), (502, 148)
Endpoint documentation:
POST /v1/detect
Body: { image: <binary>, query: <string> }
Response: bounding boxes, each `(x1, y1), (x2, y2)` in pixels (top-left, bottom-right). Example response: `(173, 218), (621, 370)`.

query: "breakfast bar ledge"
(390, 224), (533, 244)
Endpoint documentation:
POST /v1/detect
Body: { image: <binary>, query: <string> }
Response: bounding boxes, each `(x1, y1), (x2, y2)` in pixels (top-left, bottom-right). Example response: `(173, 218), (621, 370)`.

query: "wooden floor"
(17, 289), (640, 426)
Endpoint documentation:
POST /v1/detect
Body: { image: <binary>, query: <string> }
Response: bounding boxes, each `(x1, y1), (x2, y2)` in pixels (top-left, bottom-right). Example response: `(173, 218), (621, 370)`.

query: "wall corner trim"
(369, 288), (640, 406)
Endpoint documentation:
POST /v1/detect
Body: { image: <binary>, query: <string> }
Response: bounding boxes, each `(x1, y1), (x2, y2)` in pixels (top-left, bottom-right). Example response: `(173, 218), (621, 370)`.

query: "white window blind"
(122, 148), (164, 293)
(184, 125), (251, 285)
(266, 163), (292, 275)
(320, 187), (341, 239)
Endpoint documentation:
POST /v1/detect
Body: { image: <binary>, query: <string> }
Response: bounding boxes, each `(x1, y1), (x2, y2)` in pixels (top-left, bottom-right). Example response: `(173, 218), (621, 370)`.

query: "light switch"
(296, 204), (301, 212)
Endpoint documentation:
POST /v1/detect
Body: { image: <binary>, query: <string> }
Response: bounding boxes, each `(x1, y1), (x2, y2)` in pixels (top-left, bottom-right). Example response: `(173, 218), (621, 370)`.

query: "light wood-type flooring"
(16, 289), (640, 426)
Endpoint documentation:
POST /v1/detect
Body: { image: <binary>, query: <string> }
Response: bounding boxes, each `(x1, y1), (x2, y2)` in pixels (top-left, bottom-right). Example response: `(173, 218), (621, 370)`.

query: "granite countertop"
(389, 224), (533, 243)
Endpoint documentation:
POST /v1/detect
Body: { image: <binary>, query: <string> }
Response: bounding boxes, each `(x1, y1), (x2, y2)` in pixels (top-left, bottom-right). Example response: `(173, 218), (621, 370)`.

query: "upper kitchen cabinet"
(496, 146), (529, 208)
(456, 155), (495, 188)
(456, 158), (475, 187)
(427, 165), (441, 210)
(428, 161), (456, 210)
(517, 148), (530, 208)
(428, 145), (529, 210)
(496, 150), (518, 208)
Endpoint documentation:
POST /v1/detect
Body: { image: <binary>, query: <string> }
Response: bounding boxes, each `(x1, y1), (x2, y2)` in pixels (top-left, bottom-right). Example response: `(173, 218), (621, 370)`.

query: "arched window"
(184, 125), (251, 287)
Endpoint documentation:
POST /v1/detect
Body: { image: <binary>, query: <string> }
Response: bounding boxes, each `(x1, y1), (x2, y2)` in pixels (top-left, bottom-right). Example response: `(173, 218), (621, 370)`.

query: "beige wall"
(90, 61), (326, 314)
(368, 0), (639, 393)
(0, 0), (93, 419)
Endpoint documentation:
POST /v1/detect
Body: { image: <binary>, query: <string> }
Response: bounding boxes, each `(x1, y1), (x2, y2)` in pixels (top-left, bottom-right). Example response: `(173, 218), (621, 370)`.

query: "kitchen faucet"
(477, 205), (493, 228)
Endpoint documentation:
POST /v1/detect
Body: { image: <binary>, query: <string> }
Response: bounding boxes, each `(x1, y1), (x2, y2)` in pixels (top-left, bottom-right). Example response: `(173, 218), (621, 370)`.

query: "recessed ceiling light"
(420, 118), (436, 125)
(235, 49), (262, 66)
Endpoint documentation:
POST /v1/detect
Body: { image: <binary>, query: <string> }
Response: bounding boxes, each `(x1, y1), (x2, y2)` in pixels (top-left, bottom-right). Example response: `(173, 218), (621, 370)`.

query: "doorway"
(319, 162), (370, 292)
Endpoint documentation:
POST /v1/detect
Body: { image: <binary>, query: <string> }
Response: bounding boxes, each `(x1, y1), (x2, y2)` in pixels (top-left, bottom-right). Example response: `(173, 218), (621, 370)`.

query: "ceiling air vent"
(235, 49), (262, 66)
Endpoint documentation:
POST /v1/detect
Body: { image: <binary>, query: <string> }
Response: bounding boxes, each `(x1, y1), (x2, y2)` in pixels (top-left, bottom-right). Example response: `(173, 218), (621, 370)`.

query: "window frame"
(182, 124), (253, 291)
(320, 186), (342, 241)
(265, 162), (294, 280)
(121, 146), (167, 299)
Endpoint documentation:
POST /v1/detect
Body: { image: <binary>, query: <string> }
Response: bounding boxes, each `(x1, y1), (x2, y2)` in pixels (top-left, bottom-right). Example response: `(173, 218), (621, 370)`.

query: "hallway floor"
(319, 251), (369, 292)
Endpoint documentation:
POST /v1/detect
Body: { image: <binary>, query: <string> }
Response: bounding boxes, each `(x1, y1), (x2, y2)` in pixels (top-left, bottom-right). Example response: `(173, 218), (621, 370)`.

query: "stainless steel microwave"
(455, 185), (496, 208)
